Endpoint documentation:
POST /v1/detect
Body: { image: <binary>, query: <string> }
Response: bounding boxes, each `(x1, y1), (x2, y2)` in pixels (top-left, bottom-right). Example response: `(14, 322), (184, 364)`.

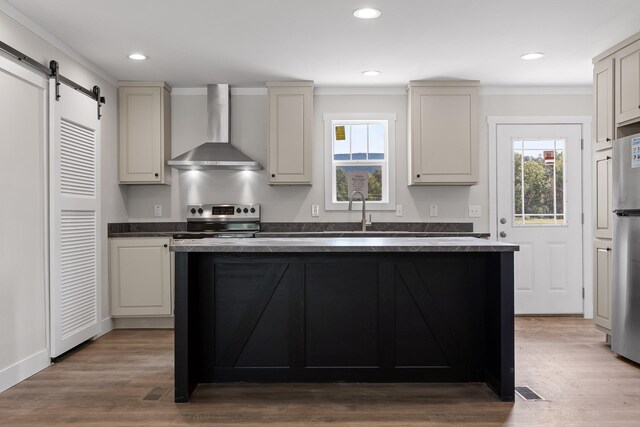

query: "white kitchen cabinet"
(615, 40), (640, 126)
(593, 239), (613, 334)
(267, 81), (314, 185)
(594, 149), (613, 239)
(407, 80), (479, 185)
(110, 237), (172, 317)
(594, 58), (615, 150)
(118, 81), (171, 184)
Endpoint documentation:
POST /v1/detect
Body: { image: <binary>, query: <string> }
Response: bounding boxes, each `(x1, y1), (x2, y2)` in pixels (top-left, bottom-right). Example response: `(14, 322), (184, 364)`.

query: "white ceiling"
(5, 0), (640, 88)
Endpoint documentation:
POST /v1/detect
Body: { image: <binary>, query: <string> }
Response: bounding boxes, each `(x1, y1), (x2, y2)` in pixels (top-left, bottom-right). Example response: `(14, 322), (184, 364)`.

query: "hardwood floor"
(1, 317), (639, 426)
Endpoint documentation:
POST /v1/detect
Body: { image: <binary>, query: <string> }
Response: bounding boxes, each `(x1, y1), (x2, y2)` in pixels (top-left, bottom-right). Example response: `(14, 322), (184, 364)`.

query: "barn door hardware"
(0, 40), (106, 119)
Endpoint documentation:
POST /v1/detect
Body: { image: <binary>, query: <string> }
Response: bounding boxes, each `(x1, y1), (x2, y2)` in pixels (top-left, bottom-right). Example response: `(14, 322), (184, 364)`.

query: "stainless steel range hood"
(168, 84), (262, 170)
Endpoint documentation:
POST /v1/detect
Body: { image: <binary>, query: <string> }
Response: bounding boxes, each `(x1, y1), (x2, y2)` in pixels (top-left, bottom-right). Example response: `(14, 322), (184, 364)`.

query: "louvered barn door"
(50, 82), (101, 357)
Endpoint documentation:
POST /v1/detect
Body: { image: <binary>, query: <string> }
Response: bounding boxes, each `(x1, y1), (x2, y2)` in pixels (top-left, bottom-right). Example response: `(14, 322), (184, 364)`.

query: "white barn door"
(0, 54), (49, 393)
(50, 81), (101, 357)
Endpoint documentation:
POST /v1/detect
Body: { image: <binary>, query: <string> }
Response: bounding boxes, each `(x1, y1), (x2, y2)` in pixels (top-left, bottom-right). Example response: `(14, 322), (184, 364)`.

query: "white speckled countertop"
(170, 236), (518, 253)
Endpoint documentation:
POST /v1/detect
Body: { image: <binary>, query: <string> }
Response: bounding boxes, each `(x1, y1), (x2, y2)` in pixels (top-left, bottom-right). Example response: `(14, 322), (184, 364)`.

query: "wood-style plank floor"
(1, 317), (639, 426)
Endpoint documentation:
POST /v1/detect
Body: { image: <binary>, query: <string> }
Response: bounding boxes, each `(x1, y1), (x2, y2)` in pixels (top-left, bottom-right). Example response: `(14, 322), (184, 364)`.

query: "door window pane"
(512, 139), (566, 226)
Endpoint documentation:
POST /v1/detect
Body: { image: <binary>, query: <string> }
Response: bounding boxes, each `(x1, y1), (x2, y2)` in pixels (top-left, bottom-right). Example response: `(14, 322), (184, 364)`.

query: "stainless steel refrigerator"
(612, 133), (640, 364)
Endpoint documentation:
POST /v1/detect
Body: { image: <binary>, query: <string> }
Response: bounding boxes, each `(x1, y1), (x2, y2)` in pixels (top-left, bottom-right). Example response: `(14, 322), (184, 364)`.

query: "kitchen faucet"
(348, 191), (372, 232)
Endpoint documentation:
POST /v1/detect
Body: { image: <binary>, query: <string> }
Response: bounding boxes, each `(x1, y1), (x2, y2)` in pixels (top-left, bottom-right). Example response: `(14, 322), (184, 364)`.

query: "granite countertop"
(170, 236), (518, 253)
(256, 231), (490, 238)
(108, 222), (487, 238)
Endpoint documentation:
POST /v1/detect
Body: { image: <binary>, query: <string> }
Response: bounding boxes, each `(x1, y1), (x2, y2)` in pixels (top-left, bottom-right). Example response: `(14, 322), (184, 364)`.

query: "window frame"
(323, 113), (396, 211)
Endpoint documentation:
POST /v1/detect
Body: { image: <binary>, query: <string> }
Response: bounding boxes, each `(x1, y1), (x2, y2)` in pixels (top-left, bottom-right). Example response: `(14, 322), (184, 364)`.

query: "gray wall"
(127, 89), (592, 232)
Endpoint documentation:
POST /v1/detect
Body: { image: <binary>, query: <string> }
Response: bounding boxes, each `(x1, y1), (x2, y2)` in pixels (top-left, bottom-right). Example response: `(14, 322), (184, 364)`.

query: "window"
(324, 113), (396, 211)
(512, 139), (566, 225)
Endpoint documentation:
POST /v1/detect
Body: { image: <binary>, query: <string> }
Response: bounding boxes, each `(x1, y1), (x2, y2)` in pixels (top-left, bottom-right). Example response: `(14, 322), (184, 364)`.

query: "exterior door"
(496, 124), (583, 314)
(50, 82), (101, 357)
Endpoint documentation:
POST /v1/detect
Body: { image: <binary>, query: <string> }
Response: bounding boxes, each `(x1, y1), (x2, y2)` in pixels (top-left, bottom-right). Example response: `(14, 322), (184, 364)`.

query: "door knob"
(499, 231), (507, 238)
(500, 218), (507, 224)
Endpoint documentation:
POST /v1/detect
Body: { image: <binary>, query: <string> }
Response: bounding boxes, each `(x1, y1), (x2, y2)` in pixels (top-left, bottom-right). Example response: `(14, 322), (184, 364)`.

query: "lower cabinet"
(593, 239), (613, 334)
(110, 237), (173, 317)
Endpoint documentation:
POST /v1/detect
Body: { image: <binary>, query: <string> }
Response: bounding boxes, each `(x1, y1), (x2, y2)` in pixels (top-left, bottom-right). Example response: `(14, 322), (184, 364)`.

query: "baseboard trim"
(113, 317), (174, 329)
(0, 349), (50, 393)
(98, 317), (114, 337)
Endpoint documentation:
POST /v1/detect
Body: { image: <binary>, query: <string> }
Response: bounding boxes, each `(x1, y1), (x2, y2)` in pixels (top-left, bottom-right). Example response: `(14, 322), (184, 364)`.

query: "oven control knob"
(243, 208), (249, 213)
(197, 208), (203, 214)
(236, 208), (241, 213)
(250, 207), (256, 213)
(190, 208), (196, 214)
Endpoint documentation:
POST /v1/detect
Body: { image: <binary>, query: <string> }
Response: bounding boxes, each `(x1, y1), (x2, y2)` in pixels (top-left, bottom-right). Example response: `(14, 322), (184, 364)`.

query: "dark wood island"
(171, 237), (518, 403)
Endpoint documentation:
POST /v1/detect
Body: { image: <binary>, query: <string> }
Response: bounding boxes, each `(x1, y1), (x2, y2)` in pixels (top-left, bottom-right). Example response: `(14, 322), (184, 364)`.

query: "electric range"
(173, 203), (260, 239)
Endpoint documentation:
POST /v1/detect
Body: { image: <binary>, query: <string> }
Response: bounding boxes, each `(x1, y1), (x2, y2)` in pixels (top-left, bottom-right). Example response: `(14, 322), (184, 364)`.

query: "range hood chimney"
(168, 84), (262, 170)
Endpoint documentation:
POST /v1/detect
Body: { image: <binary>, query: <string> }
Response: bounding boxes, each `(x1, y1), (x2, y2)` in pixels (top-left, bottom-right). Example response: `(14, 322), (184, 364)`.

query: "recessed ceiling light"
(520, 53), (545, 60)
(362, 70), (381, 76)
(128, 53), (147, 61)
(353, 8), (381, 19)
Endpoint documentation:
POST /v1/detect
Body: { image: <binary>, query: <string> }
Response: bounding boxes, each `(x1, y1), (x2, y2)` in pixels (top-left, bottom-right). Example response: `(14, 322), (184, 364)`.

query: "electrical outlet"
(153, 204), (162, 217)
(429, 205), (438, 217)
(311, 204), (320, 217)
(395, 204), (403, 217)
(468, 205), (481, 218)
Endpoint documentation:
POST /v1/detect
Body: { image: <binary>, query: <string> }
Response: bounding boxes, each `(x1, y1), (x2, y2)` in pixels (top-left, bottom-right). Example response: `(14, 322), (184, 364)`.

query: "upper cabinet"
(407, 80), (479, 185)
(267, 81), (314, 185)
(118, 81), (171, 184)
(593, 58), (615, 150)
(615, 40), (640, 126)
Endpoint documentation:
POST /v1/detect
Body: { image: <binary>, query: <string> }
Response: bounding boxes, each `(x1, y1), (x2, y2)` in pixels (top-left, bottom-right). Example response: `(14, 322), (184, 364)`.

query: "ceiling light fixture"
(362, 70), (381, 76)
(353, 8), (381, 19)
(520, 52), (545, 60)
(128, 53), (147, 61)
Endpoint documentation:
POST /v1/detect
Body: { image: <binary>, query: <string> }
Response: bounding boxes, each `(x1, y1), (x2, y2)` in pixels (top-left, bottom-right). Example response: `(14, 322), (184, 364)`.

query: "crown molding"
(171, 87), (268, 96)
(480, 86), (592, 95)
(172, 85), (593, 97)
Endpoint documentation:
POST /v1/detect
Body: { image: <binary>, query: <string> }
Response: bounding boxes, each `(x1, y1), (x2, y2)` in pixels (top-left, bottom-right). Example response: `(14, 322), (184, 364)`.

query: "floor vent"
(143, 387), (167, 401)
(515, 386), (544, 401)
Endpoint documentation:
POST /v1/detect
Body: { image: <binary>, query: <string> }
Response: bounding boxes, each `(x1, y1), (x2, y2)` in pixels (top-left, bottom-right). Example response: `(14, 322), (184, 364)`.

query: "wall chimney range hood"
(168, 84), (262, 170)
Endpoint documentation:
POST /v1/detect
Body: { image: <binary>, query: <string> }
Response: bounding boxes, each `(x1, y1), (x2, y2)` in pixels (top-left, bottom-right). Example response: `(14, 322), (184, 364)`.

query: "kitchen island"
(171, 237), (518, 402)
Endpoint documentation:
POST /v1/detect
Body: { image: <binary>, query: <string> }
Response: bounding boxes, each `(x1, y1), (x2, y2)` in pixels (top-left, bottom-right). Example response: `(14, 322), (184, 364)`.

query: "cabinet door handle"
(163, 244), (168, 248)
(606, 138), (611, 142)
(606, 156), (611, 160)
(416, 174), (421, 178)
(155, 173), (159, 177)
(271, 173), (276, 178)
(606, 247), (612, 252)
